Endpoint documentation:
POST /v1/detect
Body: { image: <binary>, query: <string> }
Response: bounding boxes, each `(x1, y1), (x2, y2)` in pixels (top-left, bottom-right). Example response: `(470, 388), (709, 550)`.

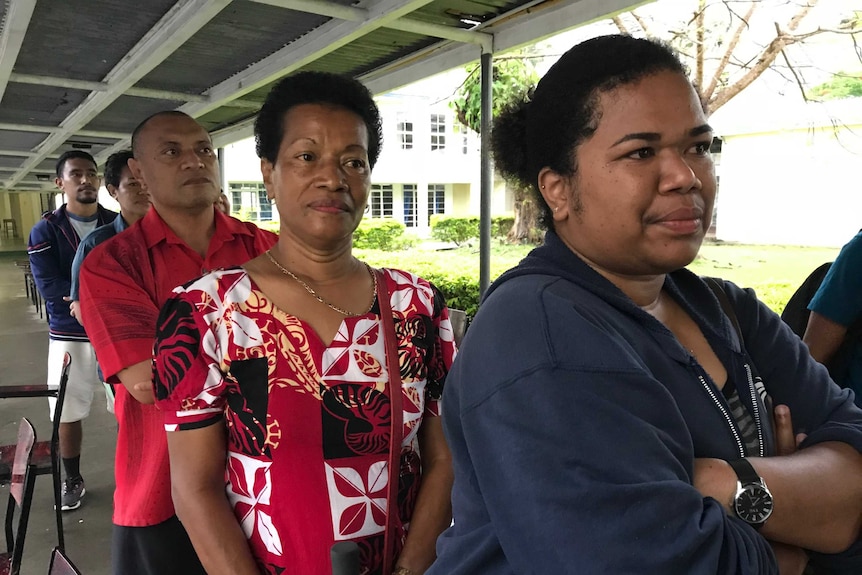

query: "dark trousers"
(112, 515), (207, 575)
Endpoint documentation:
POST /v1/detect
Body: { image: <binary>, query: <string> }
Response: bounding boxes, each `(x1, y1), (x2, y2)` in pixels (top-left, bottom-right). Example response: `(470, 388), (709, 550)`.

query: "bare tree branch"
(708, 0), (818, 113)
(702, 2), (756, 104)
(778, 27), (809, 103)
(695, 0), (706, 96)
(631, 11), (650, 35)
(612, 16), (630, 35)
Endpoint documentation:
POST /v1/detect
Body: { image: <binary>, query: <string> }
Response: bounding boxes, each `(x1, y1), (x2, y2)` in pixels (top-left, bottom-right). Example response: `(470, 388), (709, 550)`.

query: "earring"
(541, 185), (546, 190)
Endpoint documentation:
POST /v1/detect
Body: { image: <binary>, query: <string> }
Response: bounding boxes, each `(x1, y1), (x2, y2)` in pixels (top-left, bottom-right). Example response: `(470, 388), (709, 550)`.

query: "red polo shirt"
(79, 208), (277, 526)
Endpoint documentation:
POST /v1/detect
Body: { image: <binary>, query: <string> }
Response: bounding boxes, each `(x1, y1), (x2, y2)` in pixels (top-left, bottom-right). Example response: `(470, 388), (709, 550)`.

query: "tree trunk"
(507, 184), (542, 244)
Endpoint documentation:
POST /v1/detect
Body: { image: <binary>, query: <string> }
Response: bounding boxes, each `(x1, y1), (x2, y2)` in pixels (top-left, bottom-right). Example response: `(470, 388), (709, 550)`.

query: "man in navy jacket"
(27, 150), (117, 511)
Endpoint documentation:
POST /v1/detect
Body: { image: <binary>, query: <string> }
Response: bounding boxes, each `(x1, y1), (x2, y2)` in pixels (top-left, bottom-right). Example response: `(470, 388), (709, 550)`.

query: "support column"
(217, 147), (226, 192)
(479, 49), (493, 297)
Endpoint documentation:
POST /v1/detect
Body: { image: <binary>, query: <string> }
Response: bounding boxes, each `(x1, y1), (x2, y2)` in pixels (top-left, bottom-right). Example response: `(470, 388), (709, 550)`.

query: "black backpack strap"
(703, 276), (743, 345)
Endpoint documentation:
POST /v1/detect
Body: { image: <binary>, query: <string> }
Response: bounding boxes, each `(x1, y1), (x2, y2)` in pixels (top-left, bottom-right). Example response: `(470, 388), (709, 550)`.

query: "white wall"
(716, 122), (862, 247)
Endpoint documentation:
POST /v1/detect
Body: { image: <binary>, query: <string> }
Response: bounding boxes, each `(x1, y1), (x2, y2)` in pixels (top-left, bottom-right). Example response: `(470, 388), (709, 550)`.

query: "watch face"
(734, 484), (774, 524)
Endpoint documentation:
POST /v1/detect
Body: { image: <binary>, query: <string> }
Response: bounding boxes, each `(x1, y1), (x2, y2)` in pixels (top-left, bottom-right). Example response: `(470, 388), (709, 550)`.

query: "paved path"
(0, 253), (114, 574)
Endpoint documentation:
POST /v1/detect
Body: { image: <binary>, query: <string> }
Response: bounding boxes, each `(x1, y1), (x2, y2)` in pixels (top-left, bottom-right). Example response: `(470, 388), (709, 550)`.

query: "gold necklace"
(265, 250), (377, 317)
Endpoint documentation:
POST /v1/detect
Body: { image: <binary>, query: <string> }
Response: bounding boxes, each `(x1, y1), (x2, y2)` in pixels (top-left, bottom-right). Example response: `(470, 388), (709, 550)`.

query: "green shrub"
(353, 219), (414, 251)
(491, 216), (515, 238)
(430, 215), (479, 245)
(431, 215), (514, 245)
(419, 272), (481, 318)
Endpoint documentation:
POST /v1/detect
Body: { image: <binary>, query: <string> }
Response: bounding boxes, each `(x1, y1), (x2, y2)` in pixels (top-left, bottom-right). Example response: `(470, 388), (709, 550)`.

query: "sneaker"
(61, 476), (85, 511)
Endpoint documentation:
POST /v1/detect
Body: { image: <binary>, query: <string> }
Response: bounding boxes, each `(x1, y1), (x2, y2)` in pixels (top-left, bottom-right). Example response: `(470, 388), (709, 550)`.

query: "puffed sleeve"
(154, 286), (227, 431)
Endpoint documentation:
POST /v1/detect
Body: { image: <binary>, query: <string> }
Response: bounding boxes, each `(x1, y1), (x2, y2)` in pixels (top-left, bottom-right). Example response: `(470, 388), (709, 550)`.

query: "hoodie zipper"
(696, 371), (745, 458)
(743, 363), (766, 457)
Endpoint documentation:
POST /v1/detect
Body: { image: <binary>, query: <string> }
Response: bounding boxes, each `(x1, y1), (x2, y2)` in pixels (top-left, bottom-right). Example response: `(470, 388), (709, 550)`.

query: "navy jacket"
(429, 230), (862, 575)
(28, 204), (117, 340)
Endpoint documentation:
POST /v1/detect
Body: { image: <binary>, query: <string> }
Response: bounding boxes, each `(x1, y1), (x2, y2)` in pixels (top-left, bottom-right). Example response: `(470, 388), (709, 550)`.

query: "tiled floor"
(0, 254), (114, 574)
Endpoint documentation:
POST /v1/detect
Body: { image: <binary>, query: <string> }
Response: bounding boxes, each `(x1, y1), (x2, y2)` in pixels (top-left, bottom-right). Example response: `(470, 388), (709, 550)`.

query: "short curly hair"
(492, 35), (688, 229)
(103, 150), (134, 189)
(254, 71), (383, 169)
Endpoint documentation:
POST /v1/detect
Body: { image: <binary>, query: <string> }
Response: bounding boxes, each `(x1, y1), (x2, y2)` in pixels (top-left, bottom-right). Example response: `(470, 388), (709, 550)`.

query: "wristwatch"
(728, 458), (774, 529)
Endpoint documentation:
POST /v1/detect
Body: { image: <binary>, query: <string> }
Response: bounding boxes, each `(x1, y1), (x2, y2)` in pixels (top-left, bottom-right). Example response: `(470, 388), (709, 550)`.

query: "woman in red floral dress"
(153, 71), (456, 575)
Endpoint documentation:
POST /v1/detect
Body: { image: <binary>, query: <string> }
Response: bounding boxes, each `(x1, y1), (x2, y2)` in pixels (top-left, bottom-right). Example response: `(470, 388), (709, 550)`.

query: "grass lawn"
(690, 242), (839, 313)
(357, 241), (840, 315)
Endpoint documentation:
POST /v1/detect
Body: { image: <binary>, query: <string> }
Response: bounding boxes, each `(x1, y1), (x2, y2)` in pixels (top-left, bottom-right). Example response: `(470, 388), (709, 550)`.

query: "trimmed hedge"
(353, 219), (415, 251)
(430, 215), (515, 245)
(418, 272), (481, 318)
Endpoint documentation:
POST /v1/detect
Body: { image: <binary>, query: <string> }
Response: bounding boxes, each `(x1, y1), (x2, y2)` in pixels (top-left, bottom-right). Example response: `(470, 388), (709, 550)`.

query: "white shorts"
(47, 340), (113, 422)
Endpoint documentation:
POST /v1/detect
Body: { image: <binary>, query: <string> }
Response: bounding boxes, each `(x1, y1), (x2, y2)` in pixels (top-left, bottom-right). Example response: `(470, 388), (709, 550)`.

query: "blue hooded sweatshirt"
(28, 204), (117, 340)
(429, 230), (862, 575)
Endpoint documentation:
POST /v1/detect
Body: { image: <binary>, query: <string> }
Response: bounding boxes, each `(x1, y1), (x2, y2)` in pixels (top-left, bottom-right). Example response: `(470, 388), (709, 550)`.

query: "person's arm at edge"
(695, 442), (862, 553)
(79, 241), (160, 390)
(116, 360), (156, 405)
(67, 238), (93, 325)
(706, 281), (862, 553)
(167, 422), (261, 575)
(802, 235), (862, 366)
(69, 237), (89, 302)
(394, 417), (453, 574)
(803, 311), (848, 365)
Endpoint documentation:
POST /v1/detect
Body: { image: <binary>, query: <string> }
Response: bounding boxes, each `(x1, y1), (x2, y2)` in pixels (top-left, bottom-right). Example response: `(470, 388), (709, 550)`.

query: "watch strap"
(728, 458), (760, 485)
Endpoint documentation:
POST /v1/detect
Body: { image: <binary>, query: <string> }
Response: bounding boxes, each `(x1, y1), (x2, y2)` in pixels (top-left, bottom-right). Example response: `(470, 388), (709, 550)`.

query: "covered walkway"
(0, 253), (114, 574)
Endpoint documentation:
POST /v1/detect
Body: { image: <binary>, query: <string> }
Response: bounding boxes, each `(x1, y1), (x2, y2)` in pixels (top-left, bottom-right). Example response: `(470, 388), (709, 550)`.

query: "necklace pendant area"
(265, 249), (377, 317)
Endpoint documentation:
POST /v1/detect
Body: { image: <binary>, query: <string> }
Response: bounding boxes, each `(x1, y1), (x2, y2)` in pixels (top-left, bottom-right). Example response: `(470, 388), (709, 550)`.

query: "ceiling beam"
(361, 0), (648, 94)
(249, 0), (491, 49)
(211, 117), (257, 149)
(8, 72), (259, 107)
(181, 0), (438, 119)
(4, 0), (232, 189)
(0, 122), (126, 139)
(0, 0), (37, 105)
(97, 0), (440, 164)
(200, 0), (648, 148)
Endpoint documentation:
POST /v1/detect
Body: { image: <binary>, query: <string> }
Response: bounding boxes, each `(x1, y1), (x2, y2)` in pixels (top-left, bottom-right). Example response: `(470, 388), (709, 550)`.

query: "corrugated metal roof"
(0, 0), (642, 192)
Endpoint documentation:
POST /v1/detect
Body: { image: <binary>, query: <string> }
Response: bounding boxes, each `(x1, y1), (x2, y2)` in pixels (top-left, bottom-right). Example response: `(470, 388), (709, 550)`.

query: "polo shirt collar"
(140, 206), (254, 250)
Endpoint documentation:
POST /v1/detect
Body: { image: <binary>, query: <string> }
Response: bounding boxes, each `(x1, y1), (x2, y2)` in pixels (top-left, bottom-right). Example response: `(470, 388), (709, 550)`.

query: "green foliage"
(430, 215), (516, 245)
(492, 216), (515, 238)
(451, 55), (540, 134)
(357, 242), (842, 320)
(810, 72), (862, 100)
(421, 273), (482, 318)
(352, 219), (415, 251)
(430, 215), (479, 245)
(257, 220), (280, 233)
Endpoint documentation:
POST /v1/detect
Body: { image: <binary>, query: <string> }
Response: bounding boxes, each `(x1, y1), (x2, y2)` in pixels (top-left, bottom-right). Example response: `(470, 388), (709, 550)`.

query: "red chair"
(47, 546), (82, 575)
(0, 352), (70, 550)
(0, 419), (37, 575)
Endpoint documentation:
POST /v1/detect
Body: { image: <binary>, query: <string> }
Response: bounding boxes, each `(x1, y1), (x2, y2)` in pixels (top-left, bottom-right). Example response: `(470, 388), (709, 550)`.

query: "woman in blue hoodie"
(428, 35), (862, 575)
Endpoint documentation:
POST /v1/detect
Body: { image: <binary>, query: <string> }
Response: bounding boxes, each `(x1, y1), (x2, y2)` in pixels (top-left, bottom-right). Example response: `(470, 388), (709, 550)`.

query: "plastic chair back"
(3, 418), (37, 575)
(48, 546), (83, 575)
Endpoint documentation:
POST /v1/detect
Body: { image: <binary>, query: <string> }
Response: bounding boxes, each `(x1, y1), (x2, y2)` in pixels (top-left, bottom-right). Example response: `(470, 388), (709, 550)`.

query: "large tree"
(451, 55), (541, 243)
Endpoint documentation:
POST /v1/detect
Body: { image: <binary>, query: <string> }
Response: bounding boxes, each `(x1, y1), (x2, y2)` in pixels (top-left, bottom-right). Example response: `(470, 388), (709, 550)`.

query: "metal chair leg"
(52, 447), (64, 550)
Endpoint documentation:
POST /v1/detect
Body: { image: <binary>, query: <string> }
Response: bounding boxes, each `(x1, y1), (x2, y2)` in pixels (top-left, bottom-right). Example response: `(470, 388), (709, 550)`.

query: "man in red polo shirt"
(79, 110), (276, 575)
